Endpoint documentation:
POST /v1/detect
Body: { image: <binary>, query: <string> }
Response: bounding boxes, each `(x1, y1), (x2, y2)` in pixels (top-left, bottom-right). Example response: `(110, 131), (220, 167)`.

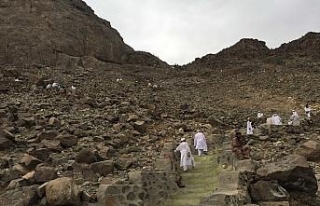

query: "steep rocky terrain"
(1, 0), (320, 205)
(0, 0), (167, 67)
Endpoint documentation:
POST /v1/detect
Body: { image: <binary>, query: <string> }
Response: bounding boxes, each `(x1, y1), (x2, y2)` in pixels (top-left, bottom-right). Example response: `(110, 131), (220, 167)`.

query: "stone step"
(163, 153), (220, 206)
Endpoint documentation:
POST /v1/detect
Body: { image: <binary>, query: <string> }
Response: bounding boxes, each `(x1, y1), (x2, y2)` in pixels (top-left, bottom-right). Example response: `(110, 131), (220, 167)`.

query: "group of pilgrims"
(247, 103), (313, 134)
(174, 130), (208, 172)
(174, 104), (314, 171)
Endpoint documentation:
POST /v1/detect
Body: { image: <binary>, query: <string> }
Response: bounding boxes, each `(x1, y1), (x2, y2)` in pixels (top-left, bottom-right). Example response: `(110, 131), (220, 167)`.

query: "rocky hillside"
(187, 31), (320, 69)
(275, 32), (320, 58)
(0, 0), (168, 67)
(1, 1), (320, 204)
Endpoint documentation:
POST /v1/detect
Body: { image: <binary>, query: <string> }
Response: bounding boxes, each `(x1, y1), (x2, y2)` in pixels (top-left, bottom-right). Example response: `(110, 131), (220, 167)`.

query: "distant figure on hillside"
(271, 114), (282, 125)
(174, 138), (194, 172)
(304, 104), (312, 120)
(246, 118), (254, 135)
(289, 110), (300, 126)
(257, 111), (264, 119)
(232, 132), (250, 160)
(194, 130), (208, 156)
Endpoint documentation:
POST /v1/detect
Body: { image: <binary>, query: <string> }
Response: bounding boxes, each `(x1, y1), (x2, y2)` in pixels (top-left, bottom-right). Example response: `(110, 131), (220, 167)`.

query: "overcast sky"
(83, 0), (320, 65)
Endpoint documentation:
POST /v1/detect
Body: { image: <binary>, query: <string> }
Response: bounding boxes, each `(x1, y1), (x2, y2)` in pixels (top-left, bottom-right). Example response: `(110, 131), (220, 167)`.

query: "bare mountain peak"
(0, 0), (168, 68)
(276, 31), (320, 56)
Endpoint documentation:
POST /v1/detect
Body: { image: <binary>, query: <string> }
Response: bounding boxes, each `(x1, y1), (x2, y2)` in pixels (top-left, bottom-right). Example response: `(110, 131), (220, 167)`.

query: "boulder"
(0, 168), (24, 184)
(34, 164), (58, 183)
(0, 136), (13, 150)
(57, 133), (78, 148)
(75, 149), (97, 164)
(249, 180), (289, 202)
(90, 160), (114, 176)
(20, 154), (43, 170)
(0, 157), (9, 169)
(73, 162), (98, 182)
(296, 140), (320, 162)
(48, 117), (61, 126)
(30, 148), (51, 162)
(37, 130), (58, 141)
(132, 121), (147, 133)
(257, 154), (318, 194)
(41, 139), (63, 151)
(46, 177), (81, 206)
(0, 185), (39, 206)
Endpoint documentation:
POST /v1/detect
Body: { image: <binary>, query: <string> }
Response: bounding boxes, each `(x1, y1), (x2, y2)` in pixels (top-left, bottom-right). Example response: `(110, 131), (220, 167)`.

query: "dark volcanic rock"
(0, 0), (133, 66)
(123, 51), (169, 67)
(257, 154), (318, 195)
(0, 185), (39, 206)
(249, 180), (289, 202)
(75, 149), (97, 164)
(0, 136), (13, 150)
(296, 140), (320, 162)
(34, 164), (58, 183)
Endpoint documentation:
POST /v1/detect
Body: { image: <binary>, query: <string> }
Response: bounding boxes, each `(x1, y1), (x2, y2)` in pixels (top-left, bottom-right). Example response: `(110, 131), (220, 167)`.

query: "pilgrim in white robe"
(290, 111), (300, 126)
(272, 114), (282, 125)
(246, 120), (253, 135)
(304, 106), (311, 119)
(194, 132), (208, 156)
(174, 142), (194, 171)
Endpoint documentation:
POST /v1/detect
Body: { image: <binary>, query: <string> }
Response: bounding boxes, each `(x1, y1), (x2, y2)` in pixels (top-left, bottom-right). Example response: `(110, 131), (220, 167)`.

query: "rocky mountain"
(0, 0), (168, 67)
(1, 1), (320, 205)
(275, 32), (320, 58)
(188, 38), (270, 69)
(187, 32), (320, 69)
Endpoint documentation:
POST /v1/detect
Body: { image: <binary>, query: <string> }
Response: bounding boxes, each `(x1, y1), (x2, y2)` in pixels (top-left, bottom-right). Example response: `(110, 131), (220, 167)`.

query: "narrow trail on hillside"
(163, 152), (220, 206)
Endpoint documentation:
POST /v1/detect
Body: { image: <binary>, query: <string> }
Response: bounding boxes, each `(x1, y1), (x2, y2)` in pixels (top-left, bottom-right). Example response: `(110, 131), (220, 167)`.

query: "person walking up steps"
(194, 129), (208, 156)
(174, 138), (195, 172)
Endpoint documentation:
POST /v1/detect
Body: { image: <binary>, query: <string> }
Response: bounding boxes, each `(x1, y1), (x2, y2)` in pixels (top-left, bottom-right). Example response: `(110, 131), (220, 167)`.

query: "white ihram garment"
(290, 112), (300, 126)
(304, 107), (311, 119)
(174, 142), (194, 171)
(194, 132), (208, 156)
(272, 115), (282, 125)
(246, 120), (253, 135)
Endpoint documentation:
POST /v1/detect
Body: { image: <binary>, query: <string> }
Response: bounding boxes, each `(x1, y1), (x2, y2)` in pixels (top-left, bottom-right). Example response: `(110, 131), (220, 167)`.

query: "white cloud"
(83, 0), (320, 65)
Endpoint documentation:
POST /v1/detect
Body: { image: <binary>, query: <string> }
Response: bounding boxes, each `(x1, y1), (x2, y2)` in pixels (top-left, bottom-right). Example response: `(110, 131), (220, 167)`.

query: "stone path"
(163, 152), (220, 206)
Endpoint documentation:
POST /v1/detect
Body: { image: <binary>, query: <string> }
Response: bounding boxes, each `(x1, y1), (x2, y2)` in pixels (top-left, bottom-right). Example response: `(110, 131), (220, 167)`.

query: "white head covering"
(180, 138), (186, 142)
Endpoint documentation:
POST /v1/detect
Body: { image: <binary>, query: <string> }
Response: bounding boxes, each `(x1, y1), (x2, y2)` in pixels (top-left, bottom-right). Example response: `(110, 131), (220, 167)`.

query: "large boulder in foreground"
(257, 154), (318, 194)
(46, 177), (81, 206)
(249, 180), (289, 202)
(0, 0), (133, 66)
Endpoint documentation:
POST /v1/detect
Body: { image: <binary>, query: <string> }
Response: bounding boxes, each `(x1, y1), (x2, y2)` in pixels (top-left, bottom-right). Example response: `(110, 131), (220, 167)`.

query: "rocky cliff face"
(0, 0), (134, 66)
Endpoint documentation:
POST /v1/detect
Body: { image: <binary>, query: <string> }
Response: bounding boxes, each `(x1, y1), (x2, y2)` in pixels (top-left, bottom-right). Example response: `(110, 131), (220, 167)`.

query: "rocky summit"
(0, 0), (167, 67)
(1, 0), (320, 206)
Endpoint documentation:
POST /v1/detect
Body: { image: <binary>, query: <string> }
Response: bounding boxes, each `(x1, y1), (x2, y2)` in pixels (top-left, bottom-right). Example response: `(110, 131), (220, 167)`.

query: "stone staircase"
(162, 152), (220, 206)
